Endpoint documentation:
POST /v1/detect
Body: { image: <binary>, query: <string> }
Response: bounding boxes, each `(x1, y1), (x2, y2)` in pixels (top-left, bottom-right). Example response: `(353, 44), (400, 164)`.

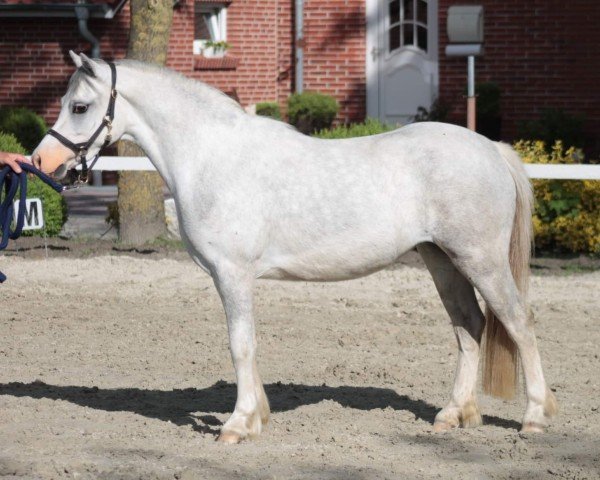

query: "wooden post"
(467, 55), (476, 131)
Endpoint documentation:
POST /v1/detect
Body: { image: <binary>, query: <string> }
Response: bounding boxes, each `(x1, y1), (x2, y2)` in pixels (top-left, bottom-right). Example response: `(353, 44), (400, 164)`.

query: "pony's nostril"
(32, 153), (42, 170)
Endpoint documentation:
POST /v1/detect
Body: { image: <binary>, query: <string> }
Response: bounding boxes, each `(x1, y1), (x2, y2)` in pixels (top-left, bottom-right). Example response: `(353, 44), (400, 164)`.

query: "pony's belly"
(258, 264), (387, 282)
(256, 243), (413, 281)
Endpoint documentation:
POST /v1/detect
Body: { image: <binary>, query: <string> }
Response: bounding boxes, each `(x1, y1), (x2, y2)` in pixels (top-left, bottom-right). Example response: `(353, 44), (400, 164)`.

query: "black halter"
(47, 61), (117, 186)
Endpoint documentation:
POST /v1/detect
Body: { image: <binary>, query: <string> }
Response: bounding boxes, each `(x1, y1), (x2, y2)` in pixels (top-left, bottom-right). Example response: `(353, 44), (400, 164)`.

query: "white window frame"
(387, 0), (429, 55)
(193, 3), (228, 55)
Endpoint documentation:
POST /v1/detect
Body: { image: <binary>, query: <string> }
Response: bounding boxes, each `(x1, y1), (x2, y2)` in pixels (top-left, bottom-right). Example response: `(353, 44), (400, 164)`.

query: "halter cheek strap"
(47, 61), (117, 187)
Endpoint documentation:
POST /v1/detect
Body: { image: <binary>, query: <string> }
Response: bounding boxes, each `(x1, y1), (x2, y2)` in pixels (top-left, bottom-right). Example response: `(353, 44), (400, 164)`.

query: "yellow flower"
(513, 140), (599, 254)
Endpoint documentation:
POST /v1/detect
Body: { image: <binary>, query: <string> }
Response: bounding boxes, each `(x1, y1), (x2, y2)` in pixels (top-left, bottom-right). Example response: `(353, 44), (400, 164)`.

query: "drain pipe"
(75, 4), (102, 185)
(75, 5), (100, 59)
(295, 0), (304, 93)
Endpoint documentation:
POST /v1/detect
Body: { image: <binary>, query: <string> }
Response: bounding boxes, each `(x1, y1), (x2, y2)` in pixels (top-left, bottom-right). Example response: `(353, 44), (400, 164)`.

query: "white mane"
(114, 59), (244, 112)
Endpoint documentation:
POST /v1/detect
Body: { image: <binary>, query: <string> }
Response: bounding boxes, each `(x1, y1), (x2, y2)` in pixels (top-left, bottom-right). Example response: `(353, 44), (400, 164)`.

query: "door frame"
(366, 0), (439, 121)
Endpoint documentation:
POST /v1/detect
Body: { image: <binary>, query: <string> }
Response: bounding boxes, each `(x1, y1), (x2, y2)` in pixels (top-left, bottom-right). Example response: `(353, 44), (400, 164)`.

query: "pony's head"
(32, 51), (122, 179)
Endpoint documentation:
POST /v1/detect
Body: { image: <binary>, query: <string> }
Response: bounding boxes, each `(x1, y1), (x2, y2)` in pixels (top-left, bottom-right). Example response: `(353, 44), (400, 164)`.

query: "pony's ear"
(69, 50), (83, 68)
(79, 53), (97, 78)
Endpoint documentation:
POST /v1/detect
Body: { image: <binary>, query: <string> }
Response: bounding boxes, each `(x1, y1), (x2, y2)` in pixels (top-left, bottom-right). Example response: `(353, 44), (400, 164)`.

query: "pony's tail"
(482, 142), (534, 400)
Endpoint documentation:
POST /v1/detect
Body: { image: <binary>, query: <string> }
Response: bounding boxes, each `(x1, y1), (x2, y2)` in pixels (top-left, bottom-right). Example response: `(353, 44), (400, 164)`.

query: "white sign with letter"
(13, 198), (44, 230)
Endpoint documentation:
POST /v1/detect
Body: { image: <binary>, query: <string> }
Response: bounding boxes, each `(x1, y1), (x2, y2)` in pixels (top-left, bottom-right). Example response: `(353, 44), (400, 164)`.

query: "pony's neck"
(117, 62), (244, 190)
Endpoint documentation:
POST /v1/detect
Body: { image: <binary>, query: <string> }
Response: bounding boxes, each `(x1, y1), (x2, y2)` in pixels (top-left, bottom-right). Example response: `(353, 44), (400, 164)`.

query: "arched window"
(388, 0), (428, 53)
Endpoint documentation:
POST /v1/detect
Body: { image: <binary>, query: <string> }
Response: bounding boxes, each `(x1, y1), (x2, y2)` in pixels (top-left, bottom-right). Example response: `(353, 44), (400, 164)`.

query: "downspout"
(294, 0), (304, 93)
(75, 5), (100, 59)
(75, 3), (101, 184)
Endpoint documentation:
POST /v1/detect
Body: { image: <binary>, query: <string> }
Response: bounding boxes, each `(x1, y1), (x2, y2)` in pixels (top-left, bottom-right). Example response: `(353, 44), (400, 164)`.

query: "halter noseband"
(47, 61), (117, 187)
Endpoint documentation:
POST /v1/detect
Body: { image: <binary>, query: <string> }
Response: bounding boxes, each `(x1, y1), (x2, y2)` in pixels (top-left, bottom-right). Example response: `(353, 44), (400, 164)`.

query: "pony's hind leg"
(417, 243), (484, 431)
(211, 264), (270, 444)
(454, 253), (557, 432)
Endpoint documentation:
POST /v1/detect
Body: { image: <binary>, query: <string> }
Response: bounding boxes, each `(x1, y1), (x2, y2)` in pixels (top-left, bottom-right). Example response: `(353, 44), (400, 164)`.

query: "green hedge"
(256, 102), (282, 120)
(0, 132), (67, 236)
(413, 98), (451, 123)
(515, 140), (599, 255)
(314, 118), (396, 139)
(518, 109), (585, 152)
(0, 131), (25, 156)
(287, 91), (339, 134)
(0, 107), (47, 153)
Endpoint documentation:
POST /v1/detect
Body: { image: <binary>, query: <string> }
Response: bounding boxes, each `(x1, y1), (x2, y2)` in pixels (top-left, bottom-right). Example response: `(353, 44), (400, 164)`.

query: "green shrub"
(22, 174), (68, 236)
(0, 107), (47, 153)
(413, 98), (451, 123)
(474, 82), (501, 117)
(314, 118), (396, 139)
(518, 109), (585, 152)
(515, 140), (599, 254)
(256, 102), (282, 120)
(287, 91), (339, 134)
(451, 83), (503, 139)
(0, 132), (67, 236)
(0, 131), (25, 155)
(475, 82), (502, 140)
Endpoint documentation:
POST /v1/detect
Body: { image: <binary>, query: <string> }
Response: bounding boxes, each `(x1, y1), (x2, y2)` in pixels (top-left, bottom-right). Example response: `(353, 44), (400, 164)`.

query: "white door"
(367, 0), (439, 125)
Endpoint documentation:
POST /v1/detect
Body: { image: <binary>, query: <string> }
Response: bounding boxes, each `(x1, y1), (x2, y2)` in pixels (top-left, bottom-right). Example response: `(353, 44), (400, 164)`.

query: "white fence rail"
(524, 164), (600, 180)
(78, 156), (600, 180)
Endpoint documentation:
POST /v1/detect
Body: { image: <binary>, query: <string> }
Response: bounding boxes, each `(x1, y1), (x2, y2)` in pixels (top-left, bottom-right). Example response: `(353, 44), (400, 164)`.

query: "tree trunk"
(117, 0), (173, 244)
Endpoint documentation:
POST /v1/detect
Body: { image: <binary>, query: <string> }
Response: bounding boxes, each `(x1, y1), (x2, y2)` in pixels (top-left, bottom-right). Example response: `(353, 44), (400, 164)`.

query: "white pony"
(33, 53), (557, 443)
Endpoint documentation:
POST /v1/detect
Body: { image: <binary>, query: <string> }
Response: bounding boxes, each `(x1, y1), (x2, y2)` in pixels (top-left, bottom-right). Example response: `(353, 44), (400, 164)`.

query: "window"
(194, 2), (228, 55)
(388, 0), (428, 54)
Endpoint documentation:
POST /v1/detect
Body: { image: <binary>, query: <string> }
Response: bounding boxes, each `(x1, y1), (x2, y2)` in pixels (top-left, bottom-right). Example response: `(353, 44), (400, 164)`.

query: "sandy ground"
(0, 251), (599, 480)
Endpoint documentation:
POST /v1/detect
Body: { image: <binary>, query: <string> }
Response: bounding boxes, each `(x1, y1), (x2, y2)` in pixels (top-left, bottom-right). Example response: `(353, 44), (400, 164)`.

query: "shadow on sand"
(0, 380), (520, 435)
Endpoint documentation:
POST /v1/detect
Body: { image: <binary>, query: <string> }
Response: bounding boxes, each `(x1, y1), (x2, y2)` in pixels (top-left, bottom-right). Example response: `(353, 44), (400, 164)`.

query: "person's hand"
(0, 151), (31, 174)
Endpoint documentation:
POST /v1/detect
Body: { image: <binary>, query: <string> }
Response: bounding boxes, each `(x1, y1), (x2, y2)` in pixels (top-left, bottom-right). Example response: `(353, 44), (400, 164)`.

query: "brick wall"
(0, 1), (282, 124)
(0, 14), (128, 123)
(438, 0), (600, 151)
(175, 0), (282, 106)
(277, 0), (294, 111)
(303, 0), (366, 123)
(0, 0), (365, 129)
(2, 1), (598, 145)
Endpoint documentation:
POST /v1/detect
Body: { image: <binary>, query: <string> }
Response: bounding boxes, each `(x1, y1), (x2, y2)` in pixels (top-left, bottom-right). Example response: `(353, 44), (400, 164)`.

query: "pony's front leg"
(212, 265), (270, 444)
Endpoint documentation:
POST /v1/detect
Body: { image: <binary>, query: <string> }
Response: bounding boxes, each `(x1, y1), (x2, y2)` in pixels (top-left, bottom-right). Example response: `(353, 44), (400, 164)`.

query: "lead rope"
(0, 162), (65, 283)
(1, 61), (118, 281)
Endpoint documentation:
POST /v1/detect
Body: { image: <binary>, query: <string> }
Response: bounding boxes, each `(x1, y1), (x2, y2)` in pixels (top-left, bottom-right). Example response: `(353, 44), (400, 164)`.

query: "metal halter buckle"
(104, 117), (113, 143)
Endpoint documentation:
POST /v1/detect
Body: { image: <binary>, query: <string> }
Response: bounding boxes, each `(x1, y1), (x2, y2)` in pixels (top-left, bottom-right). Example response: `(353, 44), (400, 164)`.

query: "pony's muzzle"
(32, 137), (75, 178)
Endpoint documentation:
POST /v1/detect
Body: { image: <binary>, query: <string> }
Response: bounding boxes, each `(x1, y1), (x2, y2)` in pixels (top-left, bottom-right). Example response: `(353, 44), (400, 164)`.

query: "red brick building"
(0, 1), (598, 150)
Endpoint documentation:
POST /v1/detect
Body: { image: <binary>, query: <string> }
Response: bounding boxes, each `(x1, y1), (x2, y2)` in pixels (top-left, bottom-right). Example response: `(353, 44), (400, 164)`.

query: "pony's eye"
(72, 104), (88, 114)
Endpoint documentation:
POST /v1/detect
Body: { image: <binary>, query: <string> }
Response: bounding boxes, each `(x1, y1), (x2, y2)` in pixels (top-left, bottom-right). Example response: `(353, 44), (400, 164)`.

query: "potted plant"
(202, 40), (230, 58)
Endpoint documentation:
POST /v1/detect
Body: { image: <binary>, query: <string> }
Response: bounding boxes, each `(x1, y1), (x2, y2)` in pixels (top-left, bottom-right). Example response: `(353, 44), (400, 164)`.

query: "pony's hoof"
(433, 421), (457, 433)
(216, 431), (243, 444)
(544, 390), (559, 418)
(460, 401), (482, 428)
(520, 422), (545, 434)
(461, 414), (483, 429)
